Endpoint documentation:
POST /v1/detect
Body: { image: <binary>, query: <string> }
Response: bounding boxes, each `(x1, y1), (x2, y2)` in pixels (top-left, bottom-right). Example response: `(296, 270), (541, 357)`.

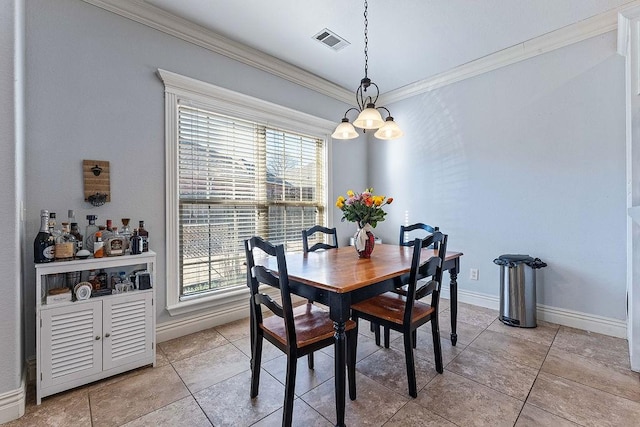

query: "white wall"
(0, 0), (25, 399)
(369, 32), (627, 320)
(23, 0), (364, 357)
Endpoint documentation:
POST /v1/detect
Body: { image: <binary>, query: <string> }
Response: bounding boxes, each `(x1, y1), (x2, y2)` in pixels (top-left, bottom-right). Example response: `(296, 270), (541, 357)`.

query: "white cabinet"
(35, 251), (156, 404)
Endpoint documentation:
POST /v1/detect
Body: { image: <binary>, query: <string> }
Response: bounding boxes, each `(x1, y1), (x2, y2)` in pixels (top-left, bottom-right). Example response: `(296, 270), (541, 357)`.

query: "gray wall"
(369, 32), (626, 320)
(19, 0), (627, 369)
(23, 0), (365, 357)
(0, 0), (25, 395)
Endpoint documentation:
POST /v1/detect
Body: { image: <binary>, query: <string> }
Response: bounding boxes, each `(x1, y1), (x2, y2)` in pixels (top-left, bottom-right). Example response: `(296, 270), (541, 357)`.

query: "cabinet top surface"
(35, 251), (156, 272)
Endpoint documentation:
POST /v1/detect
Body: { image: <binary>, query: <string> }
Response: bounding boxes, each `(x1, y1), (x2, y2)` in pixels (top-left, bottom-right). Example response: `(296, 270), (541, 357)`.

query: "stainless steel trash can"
(493, 254), (546, 328)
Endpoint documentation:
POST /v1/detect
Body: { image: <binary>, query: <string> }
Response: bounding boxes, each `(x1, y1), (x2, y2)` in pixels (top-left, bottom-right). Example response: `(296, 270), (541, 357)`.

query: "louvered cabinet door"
(102, 291), (153, 371)
(40, 301), (102, 389)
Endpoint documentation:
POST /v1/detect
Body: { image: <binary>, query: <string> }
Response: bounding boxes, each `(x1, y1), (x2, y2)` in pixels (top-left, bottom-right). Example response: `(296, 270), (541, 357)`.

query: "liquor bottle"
(34, 210), (55, 263)
(106, 219), (113, 232)
(88, 269), (99, 290)
(97, 269), (108, 289)
(54, 222), (76, 260)
(85, 215), (99, 251)
(120, 218), (132, 253)
(130, 228), (143, 255)
(105, 227), (125, 256)
(69, 222), (83, 251)
(67, 209), (75, 225)
(138, 221), (149, 252)
(48, 212), (61, 240)
(93, 231), (105, 258)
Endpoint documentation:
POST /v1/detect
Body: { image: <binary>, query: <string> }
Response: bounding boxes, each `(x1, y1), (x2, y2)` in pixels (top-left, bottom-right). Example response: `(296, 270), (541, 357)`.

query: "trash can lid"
(493, 254), (547, 268)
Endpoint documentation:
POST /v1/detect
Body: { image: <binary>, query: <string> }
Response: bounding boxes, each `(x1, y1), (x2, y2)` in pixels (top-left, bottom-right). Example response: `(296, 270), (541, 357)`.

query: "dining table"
(264, 243), (463, 427)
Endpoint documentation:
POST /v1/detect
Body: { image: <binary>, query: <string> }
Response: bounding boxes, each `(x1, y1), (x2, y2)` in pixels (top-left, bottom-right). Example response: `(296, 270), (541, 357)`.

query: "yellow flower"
(336, 188), (392, 228)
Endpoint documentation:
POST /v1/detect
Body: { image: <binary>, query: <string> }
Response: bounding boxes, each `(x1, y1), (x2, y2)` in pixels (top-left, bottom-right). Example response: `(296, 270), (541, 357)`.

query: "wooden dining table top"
(263, 244), (463, 294)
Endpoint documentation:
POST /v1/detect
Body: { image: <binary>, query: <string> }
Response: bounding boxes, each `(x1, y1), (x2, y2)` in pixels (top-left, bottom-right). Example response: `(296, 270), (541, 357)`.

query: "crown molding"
(618, 3), (640, 56)
(82, 0), (640, 106)
(380, 2), (640, 105)
(81, 0), (353, 104)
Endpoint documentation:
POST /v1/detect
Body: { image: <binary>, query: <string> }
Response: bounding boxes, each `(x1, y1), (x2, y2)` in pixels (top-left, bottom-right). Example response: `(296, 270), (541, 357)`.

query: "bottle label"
(106, 238), (124, 256)
(55, 242), (74, 259)
(43, 246), (55, 260)
(94, 242), (104, 258)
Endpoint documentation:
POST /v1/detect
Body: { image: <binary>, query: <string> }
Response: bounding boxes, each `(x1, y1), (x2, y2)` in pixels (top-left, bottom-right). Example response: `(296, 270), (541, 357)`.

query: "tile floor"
(6, 300), (640, 426)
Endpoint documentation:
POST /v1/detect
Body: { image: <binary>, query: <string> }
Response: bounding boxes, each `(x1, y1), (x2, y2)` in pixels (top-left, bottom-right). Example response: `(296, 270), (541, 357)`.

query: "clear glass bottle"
(48, 212), (61, 240)
(67, 209), (75, 225)
(34, 209), (55, 263)
(85, 215), (99, 251)
(138, 221), (149, 252)
(120, 218), (132, 253)
(55, 222), (76, 260)
(105, 227), (125, 256)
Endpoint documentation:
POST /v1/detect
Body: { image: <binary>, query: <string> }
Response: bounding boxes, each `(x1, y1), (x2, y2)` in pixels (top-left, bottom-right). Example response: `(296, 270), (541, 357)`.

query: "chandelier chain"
(363, 0), (368, 79)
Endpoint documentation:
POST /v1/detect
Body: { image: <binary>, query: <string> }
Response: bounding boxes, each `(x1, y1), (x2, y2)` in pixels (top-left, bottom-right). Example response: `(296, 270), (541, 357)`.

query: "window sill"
(166, 285), (280, 317)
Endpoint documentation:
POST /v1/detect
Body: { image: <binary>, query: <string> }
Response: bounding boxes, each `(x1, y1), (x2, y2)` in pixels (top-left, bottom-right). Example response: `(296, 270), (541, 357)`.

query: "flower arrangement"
(335, 188), (393, 228)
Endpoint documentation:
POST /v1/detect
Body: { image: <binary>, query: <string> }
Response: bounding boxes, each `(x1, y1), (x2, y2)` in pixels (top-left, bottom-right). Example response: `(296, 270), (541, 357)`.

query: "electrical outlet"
(470, 268), (479, 280)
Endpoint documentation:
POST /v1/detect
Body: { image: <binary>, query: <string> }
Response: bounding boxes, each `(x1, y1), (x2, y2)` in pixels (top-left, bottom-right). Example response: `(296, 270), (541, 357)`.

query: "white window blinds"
(177, 104), (326, 299)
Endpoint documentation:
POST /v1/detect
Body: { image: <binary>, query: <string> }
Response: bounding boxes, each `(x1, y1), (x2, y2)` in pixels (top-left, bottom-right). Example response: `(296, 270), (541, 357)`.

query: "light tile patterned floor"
(6, 300), (640, 426)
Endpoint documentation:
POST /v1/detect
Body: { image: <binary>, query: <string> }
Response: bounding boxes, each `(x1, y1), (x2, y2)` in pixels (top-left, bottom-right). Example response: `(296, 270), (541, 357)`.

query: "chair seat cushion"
(261, 303), (356, 348)
(351, 292), (435, 325)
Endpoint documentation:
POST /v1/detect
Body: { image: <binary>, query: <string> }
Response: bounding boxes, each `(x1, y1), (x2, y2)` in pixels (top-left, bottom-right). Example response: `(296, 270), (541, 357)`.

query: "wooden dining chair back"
(372, 222), (442, 348)
(351, 232), (448, 398)
(399, 223), (439, 248)
(302, 225), (338, 253)
(245, 236), (357, 426)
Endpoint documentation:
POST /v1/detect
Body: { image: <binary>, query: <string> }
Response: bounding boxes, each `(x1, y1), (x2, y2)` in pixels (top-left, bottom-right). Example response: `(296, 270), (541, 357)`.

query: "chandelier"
(331, 0), (403, 140)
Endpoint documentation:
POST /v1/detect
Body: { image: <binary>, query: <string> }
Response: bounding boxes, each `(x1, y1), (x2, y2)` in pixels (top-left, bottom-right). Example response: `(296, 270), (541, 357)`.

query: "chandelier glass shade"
(332, 1), (403, 140)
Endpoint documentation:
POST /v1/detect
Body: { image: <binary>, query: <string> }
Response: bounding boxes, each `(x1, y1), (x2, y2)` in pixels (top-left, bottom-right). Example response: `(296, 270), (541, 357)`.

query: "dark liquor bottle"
(69, 222), (83, 251)
(130, 228), (143, 255)
(34, 210), (55, 263)
(138, 221), (149, 252)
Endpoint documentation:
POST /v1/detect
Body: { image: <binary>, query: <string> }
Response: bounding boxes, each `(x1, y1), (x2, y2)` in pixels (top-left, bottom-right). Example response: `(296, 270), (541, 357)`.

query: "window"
(160, 70), (334, 315)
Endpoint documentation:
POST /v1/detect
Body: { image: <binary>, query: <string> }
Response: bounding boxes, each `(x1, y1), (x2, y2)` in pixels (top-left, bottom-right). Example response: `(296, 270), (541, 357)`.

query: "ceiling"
(145, 0), (633, 94)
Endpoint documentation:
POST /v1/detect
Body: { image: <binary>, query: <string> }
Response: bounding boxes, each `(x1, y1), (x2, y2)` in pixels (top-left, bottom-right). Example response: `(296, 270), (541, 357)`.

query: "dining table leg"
(333, 320), (346, 427)
(449, 266), (458, 346)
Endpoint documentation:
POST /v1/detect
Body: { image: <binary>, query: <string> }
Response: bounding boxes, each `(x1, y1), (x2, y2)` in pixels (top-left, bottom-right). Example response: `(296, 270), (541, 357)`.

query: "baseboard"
(0, 369), (26, 424)
(536, 304), (627, 338)
(156, 299), (249, 343)
(441, 285), (627, 339)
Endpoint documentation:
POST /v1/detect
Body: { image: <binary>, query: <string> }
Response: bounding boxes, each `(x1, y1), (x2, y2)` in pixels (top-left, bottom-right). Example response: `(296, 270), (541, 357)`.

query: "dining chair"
(300, 225), (339, 368)
(302, 225), (338, 253)
(351, 232), (448, 398)
(245, 236), (357, 426)
(374, 222), (441, 347)
(400, 223), (439, 249)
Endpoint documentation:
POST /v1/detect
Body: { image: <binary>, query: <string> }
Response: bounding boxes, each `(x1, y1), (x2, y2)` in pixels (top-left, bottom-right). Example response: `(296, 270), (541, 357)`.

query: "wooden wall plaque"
(83, 160), (111, 205)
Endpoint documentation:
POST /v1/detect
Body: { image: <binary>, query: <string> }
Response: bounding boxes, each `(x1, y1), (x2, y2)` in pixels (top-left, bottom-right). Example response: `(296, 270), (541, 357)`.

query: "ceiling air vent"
(313, 28), (350, 51)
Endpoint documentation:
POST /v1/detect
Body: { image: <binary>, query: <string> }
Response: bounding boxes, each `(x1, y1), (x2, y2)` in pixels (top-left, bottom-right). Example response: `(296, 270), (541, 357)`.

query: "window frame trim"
(159, 69), (335, 316)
